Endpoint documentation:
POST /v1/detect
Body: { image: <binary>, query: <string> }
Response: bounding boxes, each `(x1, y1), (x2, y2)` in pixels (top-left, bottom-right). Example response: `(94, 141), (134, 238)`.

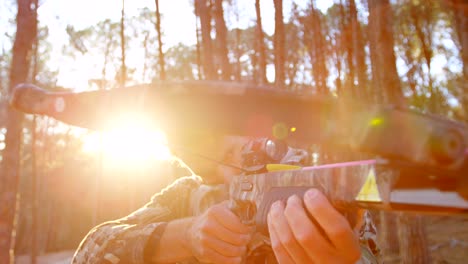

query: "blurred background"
(0, 0), (467, 263)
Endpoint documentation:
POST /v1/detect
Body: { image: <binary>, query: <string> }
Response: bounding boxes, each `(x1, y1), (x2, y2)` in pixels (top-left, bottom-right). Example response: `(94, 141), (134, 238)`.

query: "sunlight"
(82, 118), (171, 167)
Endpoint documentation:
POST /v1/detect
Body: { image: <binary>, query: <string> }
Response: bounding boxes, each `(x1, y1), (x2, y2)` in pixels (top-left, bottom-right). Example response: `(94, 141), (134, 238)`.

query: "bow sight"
(241, 138), (289, 166)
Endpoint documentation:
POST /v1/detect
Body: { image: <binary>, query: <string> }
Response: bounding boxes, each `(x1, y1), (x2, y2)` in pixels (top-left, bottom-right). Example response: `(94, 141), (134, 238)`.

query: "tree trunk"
(452, 0), (468, 120)
(340, 0), (355, 97)
(369, 1), (430, 263)
(377, 211), (400, 262)
(0, 0), (38, 263)
(30, 28), (39, 264)
(273, 0), (285, 86)
(31, 116), (38, 264)
(154, 0), (166, 80)
(213, 0), (231, 80)
(234, 28), (242, 81)
(307, 2), (328, 94)
(349, 0), (367, 100)
(368, 0), (403, 105)
(141, 32), (149, 82)
(195, 0), (216, 80)
(0, 48), (5, 95)
(409, 1), (435, 112)
(255, 0), (267, 84)
(101, 22), (113, 90)
(120, 0), (127, 87)
(397, 213), (431, 264)
(194, 7), (203, 80)
(368, 0), (403, 260)
(231, 2), (241, 81)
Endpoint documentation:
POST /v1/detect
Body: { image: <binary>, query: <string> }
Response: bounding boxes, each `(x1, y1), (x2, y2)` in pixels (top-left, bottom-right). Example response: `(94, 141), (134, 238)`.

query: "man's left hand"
(267, 189), (361, 264)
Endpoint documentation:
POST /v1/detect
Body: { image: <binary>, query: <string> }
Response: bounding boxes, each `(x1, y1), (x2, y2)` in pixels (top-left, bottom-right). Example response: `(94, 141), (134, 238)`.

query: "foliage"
(1, 0), (467, 260)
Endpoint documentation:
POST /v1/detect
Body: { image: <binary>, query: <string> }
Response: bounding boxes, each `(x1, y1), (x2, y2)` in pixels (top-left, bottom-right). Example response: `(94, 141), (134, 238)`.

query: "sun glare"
(82, 119), (171, 167)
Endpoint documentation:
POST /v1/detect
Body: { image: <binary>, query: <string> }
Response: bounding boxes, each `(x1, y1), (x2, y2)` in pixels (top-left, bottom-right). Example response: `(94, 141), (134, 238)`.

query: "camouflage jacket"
(72, 175), (379, 264)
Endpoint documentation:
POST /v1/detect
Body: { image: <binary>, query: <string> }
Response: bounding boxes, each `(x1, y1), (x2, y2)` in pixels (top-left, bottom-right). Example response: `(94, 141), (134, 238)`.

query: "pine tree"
(0, 0), (38, 262)
(154, 0), (166, 80)
(255, 0), (267, 84)
(273, 0), (285, 86)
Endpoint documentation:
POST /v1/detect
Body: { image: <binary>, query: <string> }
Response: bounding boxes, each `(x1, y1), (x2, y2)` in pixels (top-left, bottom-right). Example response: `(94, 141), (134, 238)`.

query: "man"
(72, 135), (377, 264)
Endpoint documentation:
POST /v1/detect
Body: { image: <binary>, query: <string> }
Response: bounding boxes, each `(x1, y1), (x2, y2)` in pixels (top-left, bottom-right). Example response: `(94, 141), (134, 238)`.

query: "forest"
(0, 0), (467, 263)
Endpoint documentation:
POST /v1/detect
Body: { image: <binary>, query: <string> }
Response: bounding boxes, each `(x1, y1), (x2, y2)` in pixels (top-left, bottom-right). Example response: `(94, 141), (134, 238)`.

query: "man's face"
(215, 136), (249, 184)
(175, 135), (249, 184)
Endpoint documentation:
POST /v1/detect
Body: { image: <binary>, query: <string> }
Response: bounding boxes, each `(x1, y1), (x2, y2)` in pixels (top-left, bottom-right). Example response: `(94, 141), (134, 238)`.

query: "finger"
(198, 246), (243, 264)
(199, 232), (247, 257)
(284, 195), (334, 261)
(212, 202), (250, 234)
(269, 200), (310, 264)
(353, 209), (365, 234)
(304, 189), (360, 256)
(268, 212), (295, 264)
(204, 217), (250, 246)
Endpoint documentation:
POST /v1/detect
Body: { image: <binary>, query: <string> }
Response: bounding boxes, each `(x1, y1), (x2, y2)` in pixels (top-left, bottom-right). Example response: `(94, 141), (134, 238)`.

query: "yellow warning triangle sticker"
(356, 168), (382, 202)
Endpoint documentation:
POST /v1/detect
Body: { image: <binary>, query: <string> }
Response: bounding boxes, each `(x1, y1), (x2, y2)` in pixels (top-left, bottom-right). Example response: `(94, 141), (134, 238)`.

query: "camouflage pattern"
(72, 173), (380, 264)
(359, 211), (380, 259)
(229, 159), (395, 223)
(72, 175), (204, 264)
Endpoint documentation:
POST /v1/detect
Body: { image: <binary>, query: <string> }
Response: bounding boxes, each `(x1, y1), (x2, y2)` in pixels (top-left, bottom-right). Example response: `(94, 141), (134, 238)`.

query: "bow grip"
(254, 186), (357, 237)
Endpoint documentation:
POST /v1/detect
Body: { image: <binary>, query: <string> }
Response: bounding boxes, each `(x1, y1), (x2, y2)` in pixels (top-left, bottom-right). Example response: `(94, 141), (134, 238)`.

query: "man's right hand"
(187, 202), (251, 264)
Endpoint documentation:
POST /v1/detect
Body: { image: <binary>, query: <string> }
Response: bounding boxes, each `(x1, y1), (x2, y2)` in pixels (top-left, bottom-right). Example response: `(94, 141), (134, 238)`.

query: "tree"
(397, 213), (431, 264)
(230, 1), (242, 81)
(284, 3), (304, 89)
(450, 0), (468, 119)
(339, 0), (355, 97)
(164, 43), (198, 80)
(227, 26), (259, 81)
(28, 26), (57, 262)
(195, 0), (216, 80)
(119, 0), (127, 87)
(0, 0), (38, 262)
(273, 0), (285, 86)
(348, 0), (368, 99)
(408, 0), (437, 112)
(303, 2), (328, 94)
(213, 0), (231, 80)
(131, 7), (158, 83)
(30, 27), (58, 87)
(99, 20), (119, 89)
(154, 0), (166, 80)
(369, 1), (430, 263)
(368, 0), (402, 259)
(0, 46), (10, 97)
(326, 3), (346, 96)
(194, 4), (203, 80)
(393, 1), (422, 105)
(394, 0), (449, 113)
(254, 0), (267, 84)
(66, 21), (119, 89)
(368, 0), (403, 104)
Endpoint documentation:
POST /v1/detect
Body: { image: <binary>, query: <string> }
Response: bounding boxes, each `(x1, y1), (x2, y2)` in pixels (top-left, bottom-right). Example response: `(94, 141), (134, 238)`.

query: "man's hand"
(187, 202), (251, 264)
(267, 189), (361, 264)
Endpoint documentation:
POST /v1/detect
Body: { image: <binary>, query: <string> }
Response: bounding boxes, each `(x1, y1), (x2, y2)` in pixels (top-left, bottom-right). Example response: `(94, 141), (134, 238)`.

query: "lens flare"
(82, 118), (171, 167)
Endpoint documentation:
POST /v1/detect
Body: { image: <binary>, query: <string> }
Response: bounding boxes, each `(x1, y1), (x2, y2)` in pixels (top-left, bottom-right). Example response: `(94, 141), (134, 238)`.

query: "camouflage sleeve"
(72, 175), (203, 264)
